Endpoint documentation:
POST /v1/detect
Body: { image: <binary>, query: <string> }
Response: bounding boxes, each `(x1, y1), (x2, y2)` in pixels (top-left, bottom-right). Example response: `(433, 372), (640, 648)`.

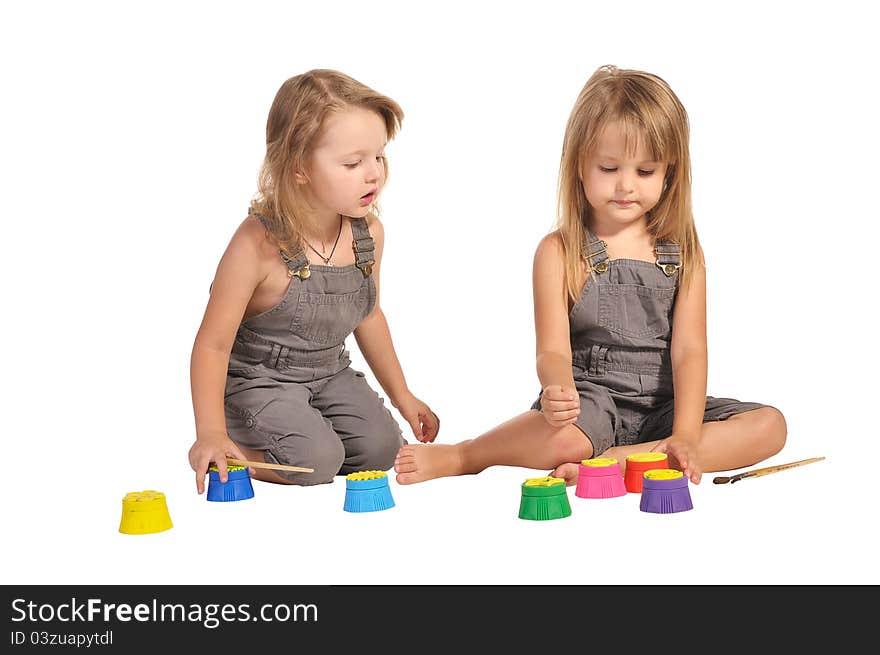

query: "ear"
(294, 170), (309, 185)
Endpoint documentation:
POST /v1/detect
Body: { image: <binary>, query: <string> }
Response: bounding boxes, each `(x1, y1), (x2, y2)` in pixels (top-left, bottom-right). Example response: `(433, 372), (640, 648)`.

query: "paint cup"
(639, 469), (693, 514)
(343, 470), (395, 513)
(624, 452), (669, 493)
(119, 490), (173, 534)
(518, 476), (571, 520)
(207, 464), (255, 502)
(575, 457), (627, 499)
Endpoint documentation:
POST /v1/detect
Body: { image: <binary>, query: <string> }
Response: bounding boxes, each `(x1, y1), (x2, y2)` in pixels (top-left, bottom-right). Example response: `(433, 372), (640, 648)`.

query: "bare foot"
(550, 462), (579, 486)
(393, 443), (465, 484)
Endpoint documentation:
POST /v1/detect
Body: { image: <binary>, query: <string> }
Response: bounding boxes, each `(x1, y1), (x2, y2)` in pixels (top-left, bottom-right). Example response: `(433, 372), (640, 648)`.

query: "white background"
(2, 0), (877, 586)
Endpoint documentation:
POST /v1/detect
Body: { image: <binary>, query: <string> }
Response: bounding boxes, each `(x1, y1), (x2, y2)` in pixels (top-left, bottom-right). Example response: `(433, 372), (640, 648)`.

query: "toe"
(394, 460), (417, 473)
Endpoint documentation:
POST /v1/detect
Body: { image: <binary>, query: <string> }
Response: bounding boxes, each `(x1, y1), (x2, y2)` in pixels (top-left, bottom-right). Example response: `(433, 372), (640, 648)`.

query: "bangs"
(588, 104), (674, 165)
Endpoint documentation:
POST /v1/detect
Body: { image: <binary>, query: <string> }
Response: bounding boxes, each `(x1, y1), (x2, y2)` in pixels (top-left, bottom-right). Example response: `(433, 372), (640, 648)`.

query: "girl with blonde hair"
(188, 69), (438, 492)
(394, 65), (785, 485)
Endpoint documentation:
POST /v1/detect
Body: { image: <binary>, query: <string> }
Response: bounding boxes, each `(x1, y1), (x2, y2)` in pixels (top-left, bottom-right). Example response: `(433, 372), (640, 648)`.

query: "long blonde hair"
(249, 69), (404, 253)
(557, 65), (703, 302)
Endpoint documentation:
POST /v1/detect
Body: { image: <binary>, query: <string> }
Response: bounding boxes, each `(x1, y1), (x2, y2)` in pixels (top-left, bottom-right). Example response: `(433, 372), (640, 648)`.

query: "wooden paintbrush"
(226, 457), (314, 473)
(712, 456), (825, 484)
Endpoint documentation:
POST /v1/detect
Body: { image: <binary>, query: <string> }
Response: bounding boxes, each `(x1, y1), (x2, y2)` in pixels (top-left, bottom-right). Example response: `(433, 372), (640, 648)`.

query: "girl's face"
(300, 106), (387, 224)
(581, 121), (668, 230)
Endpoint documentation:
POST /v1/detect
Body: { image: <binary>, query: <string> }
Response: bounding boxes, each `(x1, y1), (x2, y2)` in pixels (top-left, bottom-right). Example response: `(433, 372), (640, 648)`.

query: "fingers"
(420, 411), (439, 442)
(541, 390), (580, 426)
(542, 398), (580, 412)
(544, 413), (579, 428)
(214, 456), (229, 484)
(407, 416), (424, 440)
(230, 445), (256, 477)
(194, 455), (211, 495)
(541, 388), (580, 427)
(679, 455), (701, 484)
(542, 386), (577, 402)
(651, 441), (669, 453)
(548, 408), (580, 422)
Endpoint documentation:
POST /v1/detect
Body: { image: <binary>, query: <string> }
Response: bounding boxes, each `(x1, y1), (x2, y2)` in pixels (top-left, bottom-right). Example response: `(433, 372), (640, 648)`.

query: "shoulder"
(363, 212), (384, 239)
(361, 212), (385, 250)
(224, 214), (279, 267)
(534, 230), (566, 267)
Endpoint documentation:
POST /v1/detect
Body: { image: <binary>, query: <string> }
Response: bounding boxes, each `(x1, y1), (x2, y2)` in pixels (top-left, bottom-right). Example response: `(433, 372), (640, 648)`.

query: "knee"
(547, 425), (594, 464)
(755, 407), (787, 457)
(272, 438), (345, 485)
(349, 425), (404, 472)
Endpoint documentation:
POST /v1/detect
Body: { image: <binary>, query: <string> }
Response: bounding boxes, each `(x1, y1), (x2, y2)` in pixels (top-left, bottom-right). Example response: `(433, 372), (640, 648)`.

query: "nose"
(615, 169), (635, 194)
(364, 157), (383, 184)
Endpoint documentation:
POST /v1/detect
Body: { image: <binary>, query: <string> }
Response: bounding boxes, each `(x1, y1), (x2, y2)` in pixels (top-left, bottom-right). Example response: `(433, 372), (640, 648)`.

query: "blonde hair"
(557, 65), (703, 301)
(249, 69), (404, 253)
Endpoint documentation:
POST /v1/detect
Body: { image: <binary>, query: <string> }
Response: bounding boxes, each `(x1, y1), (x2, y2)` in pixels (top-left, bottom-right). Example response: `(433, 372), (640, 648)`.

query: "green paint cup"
(518, 476), (572, 521)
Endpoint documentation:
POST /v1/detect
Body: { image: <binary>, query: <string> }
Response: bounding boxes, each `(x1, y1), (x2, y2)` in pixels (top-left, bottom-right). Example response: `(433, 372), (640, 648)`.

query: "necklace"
(304, 216), (343, 266)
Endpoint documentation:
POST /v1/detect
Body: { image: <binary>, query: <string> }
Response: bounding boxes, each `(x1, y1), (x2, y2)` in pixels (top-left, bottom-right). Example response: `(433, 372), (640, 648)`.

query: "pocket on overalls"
(598, 284), (675, 339)
(290, 289), (368, 345)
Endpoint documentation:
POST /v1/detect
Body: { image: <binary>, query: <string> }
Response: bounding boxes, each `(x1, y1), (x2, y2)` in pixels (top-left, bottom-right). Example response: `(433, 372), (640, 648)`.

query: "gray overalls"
(224, 215), (404, 484)
(532, 230), (767, 455)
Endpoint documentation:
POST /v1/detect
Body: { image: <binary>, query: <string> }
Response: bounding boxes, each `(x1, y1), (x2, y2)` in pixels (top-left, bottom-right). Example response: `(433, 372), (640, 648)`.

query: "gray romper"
(224, 215), (404, 485)
(531, 230), (767, 455)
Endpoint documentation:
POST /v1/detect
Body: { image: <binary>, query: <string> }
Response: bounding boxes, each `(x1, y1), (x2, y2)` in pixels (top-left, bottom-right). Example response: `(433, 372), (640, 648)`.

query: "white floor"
(5, 446), (872, 586)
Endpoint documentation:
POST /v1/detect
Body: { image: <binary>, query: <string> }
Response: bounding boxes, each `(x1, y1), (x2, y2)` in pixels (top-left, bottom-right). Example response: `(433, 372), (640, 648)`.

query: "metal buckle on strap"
(585, 240), (609, 274)
(654, 242), (681, 277)
(352, 237), (373, 254)
(352, 240), (374, 276)
(656, 261), (680, 277)
(280, 249), (311, 280)
(288, 264), (311, 279)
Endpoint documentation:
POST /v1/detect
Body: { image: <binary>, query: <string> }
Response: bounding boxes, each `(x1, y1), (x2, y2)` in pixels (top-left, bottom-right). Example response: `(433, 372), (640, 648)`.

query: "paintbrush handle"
(735, 456), (825, 482)
(226, 457), (314, 474)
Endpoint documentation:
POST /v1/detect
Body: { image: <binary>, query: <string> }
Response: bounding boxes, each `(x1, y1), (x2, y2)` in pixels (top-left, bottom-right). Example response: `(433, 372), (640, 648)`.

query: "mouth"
(360, 190), (377, 206)
(612, 200), (636, 207)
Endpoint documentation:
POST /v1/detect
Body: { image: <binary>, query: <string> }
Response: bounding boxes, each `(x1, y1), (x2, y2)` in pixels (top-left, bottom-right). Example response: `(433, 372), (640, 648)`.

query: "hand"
(540, 384), (580, 428)
(652, 434), (702, 484)
(394, 392), (440, 443)
(188, 430), (253, 494)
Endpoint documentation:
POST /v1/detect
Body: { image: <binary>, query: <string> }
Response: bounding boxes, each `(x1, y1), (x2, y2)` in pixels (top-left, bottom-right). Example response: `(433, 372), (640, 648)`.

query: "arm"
(353, 216), (439, 442)
(533, 232), (581, 427)
(188, 219), (264, 492)
(653, 261), (708, 482)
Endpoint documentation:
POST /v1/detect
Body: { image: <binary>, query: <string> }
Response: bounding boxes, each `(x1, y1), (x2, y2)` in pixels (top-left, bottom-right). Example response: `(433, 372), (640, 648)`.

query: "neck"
(587, 215), (649, 241)
(304, 214), (344, 245)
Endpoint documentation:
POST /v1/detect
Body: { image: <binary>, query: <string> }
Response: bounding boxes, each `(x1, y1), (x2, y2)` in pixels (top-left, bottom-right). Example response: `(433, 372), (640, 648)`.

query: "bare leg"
(551, 407), (787, 485)
(237, 446), (298, 485)
(394, 410), (594, 485)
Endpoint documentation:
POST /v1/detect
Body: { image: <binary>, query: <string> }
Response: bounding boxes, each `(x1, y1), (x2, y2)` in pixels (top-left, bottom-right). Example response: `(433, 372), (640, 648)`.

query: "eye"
(638, 169), (655, 176)
(376, 155), (386, 164)
(599, 166), (617, 173)
(343, 161), (360, 169)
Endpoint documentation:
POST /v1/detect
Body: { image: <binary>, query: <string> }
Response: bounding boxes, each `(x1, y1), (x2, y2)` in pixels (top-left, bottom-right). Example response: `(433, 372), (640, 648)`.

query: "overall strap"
(349, 217), (375, 277)
(582, 230), (610, 274)
(251, 211), (312, 280)
(654, 239), (681, 277)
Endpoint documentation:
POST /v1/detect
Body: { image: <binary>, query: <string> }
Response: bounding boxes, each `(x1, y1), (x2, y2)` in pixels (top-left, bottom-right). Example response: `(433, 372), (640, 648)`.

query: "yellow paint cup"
(118, 490), (173, 535)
